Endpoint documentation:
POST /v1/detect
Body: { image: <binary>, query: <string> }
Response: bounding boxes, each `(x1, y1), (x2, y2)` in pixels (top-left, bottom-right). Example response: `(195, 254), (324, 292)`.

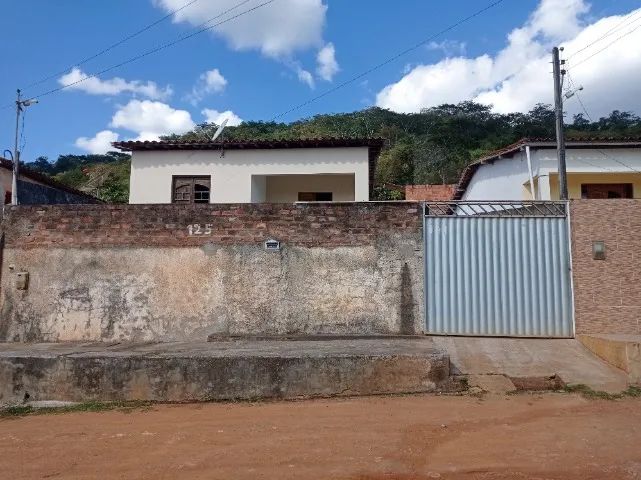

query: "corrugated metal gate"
(424, 202), (574, 337)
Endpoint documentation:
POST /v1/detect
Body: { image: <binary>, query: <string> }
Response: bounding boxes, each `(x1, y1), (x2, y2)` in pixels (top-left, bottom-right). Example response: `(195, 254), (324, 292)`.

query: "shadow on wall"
(400, 262), (416, 335)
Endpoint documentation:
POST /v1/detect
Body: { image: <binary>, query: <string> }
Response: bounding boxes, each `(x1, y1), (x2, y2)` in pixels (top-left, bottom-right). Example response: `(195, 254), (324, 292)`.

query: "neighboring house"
(455, 137), (641, 201)
(113, 138), (384, 204)
(405, 184), (456, 201)
(0, 157), (100, 205)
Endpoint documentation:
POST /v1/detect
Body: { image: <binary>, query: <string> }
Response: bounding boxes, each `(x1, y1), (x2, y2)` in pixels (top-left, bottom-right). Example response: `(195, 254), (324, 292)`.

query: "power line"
(271, 0), (506, 121)
(566, 72), (641, 174)
(569, 22), (641, 70)
(28, 0), (274, 101)
(23, 0), (204, 90)
(0, 0), (256, 111)
(566, 9), (641, 60)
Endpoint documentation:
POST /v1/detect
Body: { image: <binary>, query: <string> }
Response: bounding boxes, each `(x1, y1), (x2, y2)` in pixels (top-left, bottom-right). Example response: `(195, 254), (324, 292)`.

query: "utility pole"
(552, 47), (568, 200)
(12, 89), (38, 205)
(12, 89), (22, 205)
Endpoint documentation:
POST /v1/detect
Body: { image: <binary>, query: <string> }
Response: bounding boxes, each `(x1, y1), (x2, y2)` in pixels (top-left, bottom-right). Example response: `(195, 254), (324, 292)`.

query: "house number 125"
(187, 224), (213, 236)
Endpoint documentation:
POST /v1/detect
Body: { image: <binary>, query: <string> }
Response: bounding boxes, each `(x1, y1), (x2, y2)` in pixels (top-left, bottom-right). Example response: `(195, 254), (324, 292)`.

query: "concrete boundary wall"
(0, 203), (424, 342)
(570, 199), (641, 334)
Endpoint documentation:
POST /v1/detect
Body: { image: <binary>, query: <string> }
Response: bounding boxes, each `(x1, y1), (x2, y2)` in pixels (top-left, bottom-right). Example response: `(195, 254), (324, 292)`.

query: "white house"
(113, 138), (383, 204)
(456, 138), (641, 201)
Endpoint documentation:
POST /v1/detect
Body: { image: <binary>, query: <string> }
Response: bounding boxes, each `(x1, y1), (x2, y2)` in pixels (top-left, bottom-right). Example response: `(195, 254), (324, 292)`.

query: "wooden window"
(580, 183), (633, 199)
(298, 192), (333, 202)
(172, 176), (211, 204)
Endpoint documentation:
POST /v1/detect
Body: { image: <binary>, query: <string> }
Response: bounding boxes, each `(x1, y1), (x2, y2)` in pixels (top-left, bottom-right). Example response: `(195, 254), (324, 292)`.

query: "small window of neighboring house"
(580, 183), (633, 199)
(172, 176), (211, 204)
(4, 191), (11, 205)
(298, 192), (333, 202)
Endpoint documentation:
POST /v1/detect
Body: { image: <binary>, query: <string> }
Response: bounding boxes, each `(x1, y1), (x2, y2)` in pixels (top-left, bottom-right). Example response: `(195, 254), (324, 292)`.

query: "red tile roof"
(454, 137), (641, 200)
(113, 137), (385, 151)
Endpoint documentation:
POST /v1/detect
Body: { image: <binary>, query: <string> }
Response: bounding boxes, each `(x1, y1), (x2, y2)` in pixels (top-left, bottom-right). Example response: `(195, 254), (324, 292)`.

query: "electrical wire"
(271, 0), (506, 121)
(27, 0), (275, 101)
(569, 22), (641, 70)
(0, 0), (257, 110)
(566, 72), (641, 174)
(566, 8), (641, 60)
(19, 107), (27, 153)
(23, 0), (204, 90)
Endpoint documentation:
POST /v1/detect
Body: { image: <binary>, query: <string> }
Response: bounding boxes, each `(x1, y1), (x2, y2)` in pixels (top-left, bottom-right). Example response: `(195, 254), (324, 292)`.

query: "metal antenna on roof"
(210, 118), (228, 158)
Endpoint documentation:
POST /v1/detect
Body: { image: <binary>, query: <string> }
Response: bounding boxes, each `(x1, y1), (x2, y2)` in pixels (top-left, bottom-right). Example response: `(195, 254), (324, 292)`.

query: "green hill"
(29, 102), (641, 202)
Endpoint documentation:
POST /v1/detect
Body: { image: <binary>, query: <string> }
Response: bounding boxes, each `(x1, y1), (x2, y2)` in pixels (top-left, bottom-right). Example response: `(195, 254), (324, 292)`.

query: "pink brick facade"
(405, 184), (456, 202)
(570, 199), (641, 334)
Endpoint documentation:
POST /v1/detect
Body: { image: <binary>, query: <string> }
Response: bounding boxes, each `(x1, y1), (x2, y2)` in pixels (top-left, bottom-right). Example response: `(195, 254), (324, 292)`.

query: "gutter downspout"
(525, 145), (536, 200)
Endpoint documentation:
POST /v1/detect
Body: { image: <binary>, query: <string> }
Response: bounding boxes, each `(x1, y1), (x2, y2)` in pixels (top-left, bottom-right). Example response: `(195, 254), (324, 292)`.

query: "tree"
(31, 156), (54, 174)
(375, 141), (416, 185)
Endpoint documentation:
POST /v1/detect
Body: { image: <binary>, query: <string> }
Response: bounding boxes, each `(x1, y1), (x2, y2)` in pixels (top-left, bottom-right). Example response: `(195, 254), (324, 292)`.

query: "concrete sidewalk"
(430, 336), (629, 393)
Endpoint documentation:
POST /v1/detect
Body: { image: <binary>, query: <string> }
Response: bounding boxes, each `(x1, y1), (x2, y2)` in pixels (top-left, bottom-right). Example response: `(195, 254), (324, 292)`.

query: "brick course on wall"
(2, 202), (422, 249)
(405, 184), (456, 202)
(570, 199), (641, 334)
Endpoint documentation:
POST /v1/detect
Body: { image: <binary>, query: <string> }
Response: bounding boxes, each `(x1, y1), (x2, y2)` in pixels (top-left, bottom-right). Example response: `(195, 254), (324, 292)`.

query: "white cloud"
(202, 109), (243, 126)
(316, 42), (339, 81)
(110, 100), (196, 141)
(376, 0), (641, 117)
(75, 130), (120, 154)
(427, 40), (467, 57)
(297, 67), (315, 88)
(187, 68), (228, 104)
(153, 0), (327, 57)
(201, 69), (227, 92)
(59, 68), (172, 100)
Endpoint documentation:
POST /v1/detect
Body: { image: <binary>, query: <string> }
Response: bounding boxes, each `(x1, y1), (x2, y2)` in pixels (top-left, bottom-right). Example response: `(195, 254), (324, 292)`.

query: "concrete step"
(430, 336), (630, 393)
(579, 334), (641, 384)
(0, 339), (452, 404)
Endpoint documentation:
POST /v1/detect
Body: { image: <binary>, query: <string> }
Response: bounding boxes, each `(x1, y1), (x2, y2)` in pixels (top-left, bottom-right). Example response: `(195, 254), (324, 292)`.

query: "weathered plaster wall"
(0, 203), (424, 342)
(570, 199), (641, 334)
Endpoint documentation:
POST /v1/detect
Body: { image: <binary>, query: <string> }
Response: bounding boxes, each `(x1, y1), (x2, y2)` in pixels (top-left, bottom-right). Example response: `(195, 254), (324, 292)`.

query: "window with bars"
(172, 176), (211, 204)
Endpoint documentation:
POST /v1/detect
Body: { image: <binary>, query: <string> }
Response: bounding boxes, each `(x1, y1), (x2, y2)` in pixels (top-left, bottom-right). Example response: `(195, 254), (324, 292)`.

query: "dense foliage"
(29, 151), (131, 203)
(164, 102), (641, 187)
(29, 102), (641, 203)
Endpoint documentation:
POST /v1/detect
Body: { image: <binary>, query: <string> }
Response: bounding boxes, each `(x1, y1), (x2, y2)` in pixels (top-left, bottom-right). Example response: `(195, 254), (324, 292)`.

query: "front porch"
(250, 173), (359, 203)
(524, 172), (641, 200)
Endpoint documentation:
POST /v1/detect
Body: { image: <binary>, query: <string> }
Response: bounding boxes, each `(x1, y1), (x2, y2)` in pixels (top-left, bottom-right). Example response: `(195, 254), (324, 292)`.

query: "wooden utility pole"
(552, 47), (568, 200)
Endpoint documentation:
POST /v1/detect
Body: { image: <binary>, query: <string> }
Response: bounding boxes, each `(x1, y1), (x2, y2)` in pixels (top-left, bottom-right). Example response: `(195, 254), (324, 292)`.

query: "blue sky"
(1, 0), (640, 162)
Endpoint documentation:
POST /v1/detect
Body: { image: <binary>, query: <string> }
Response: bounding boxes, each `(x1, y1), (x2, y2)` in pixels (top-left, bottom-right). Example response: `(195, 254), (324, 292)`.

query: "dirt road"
(1, 393), (641, 479)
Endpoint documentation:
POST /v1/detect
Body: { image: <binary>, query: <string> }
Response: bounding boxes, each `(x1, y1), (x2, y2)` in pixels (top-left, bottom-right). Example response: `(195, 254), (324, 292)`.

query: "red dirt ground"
(1, 393), (640, 479)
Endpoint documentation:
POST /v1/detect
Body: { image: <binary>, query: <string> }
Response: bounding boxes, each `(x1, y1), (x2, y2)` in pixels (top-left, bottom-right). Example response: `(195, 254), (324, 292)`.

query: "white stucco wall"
(534, 147), (641, 174)
(129, 147), (371, 204)
(463, 147), (641, 201)
(461, 151), (531, 201)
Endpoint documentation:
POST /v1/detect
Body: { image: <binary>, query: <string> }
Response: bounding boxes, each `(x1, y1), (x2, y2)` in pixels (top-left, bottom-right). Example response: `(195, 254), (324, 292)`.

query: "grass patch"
(564, 384), (641, 400)
(0, 400), (154, 418)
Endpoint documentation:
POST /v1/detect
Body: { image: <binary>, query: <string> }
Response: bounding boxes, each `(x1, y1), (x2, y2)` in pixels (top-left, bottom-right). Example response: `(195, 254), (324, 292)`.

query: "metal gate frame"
(423, 201), (575, 338)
